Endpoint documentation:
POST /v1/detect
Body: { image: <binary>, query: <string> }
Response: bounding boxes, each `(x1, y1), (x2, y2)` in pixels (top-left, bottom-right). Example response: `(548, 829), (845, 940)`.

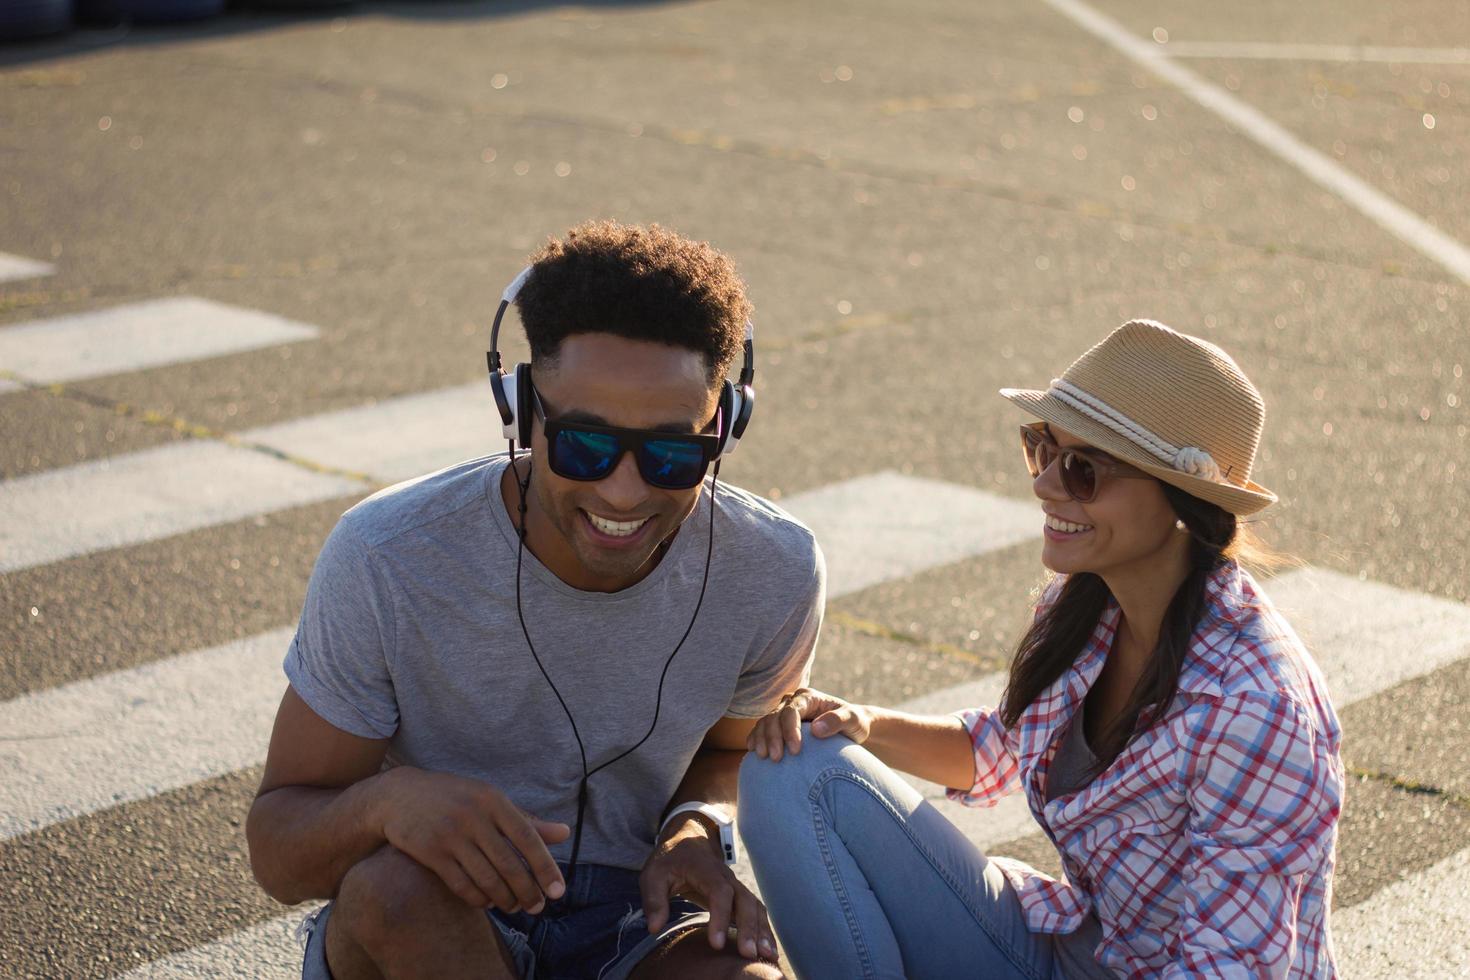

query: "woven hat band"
(1047, 378), (1225, 483)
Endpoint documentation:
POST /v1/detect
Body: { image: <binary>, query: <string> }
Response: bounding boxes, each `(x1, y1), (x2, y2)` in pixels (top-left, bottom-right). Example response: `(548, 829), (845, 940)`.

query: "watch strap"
(659, 802), (737, 865)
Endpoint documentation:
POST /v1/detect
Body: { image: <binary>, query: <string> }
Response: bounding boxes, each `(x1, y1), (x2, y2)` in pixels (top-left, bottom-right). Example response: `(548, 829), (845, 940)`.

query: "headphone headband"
(487, 265), (757, 455)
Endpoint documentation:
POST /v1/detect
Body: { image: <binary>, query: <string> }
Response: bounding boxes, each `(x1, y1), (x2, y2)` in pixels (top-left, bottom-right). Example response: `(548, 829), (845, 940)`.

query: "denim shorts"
(300, 862), (707, 980)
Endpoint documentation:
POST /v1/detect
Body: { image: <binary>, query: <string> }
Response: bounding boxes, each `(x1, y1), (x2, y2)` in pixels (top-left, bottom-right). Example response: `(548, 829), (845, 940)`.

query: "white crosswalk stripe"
(243, 383), (493, 487)
(0, 297), (319, 394)
(119, 912), (315, 980)
(0, 441), (362, 574)
(0, 250), (55, 284)
(1333, 847), (1470, 977)
(0, 629), (292, 840)
(780, 471), (1039, 599)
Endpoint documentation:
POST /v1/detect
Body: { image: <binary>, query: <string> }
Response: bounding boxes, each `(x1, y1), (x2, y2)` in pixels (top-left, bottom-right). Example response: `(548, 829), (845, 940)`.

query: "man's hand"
(640, 812), (778, 962)
(378, 767), (570, 913)
(746, 688), (874, 761)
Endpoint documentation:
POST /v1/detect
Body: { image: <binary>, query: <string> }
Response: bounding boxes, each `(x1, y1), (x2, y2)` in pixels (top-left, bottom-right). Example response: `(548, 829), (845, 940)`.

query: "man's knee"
(334, 845), (459, 940)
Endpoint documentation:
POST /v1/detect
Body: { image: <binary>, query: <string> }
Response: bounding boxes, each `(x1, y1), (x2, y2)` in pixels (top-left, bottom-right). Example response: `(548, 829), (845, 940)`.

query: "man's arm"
(246, 687), (398, 904)
(639, 716), (777, 962)
(246, 687), (569, 911)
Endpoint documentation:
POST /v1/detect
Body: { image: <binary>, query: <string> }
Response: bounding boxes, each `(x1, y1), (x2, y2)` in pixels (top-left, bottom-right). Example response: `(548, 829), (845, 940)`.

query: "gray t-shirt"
(284, 453), (825, 870)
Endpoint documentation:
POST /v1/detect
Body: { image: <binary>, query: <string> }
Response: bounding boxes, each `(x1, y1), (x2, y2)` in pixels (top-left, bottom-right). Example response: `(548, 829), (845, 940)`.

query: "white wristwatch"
(659, 802), (737, 865)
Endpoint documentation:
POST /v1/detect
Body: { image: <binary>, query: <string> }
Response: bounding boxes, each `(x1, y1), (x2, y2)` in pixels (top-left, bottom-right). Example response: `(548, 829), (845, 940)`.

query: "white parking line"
(0, 629), (292, 840)
(1037, 0), (1470, 286)
(0, 359), (1026, 579)
(0, 297), (319, 394)
(0, 251), (55, 284)
(0, 441), (364, 575)
(245, 383), (494, 487)
(1333, 846), (1470, 978)
(0, 384), (500, 575)
(1162, 41), (1470, 64)
(119, 908), (317, 980)
(781, 472), (1041, 600)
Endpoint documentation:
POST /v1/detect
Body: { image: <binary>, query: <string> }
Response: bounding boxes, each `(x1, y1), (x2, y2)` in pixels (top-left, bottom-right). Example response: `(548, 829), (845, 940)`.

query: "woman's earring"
(1175, 519), (1188, 532)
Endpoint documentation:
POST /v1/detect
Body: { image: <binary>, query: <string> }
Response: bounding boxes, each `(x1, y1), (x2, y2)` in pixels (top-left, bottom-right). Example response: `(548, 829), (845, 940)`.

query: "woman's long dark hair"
(999, 483), (1266, 768)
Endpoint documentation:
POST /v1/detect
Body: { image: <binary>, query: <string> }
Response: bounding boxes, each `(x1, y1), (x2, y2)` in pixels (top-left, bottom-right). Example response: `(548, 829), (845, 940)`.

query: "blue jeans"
(738, 730), (1113, 980)
(300, 862), (707, 980)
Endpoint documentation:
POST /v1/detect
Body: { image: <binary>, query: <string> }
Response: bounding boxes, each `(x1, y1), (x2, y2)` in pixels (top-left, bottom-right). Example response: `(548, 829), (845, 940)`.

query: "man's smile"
(580, 508), (657, 546)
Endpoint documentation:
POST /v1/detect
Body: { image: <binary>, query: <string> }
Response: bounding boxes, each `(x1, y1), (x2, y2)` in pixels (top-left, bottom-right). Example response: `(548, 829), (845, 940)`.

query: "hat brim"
(1000, 388), (1277, 516)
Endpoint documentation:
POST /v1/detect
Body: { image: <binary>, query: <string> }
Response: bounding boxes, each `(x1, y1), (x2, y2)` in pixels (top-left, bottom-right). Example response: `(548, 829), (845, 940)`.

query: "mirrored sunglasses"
(536, 388), (721, 491)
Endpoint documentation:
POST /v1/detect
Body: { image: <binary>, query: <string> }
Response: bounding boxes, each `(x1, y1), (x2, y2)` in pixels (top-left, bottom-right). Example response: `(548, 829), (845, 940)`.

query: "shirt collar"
(1060, 561), (1250, 708)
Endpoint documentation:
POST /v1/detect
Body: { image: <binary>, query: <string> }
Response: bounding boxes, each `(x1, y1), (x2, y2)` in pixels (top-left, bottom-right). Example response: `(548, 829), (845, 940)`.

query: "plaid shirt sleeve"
(945, 706), (1022, 806)
(1165, 690), (1343, 978)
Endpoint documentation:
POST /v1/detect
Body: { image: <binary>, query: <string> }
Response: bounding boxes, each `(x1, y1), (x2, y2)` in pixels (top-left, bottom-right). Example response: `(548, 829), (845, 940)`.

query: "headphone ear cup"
(731, 383), (754, 441)
(491, 369), (516, 439)
(515, 364), (535, 447)
(715, 381), (737, 458)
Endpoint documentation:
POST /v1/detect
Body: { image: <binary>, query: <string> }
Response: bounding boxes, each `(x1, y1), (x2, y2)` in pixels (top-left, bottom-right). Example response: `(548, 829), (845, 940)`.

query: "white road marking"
(246, 383), (495, 487)
(0, 297), (319, 395)
(0, 630), (293, 840)
(1161, 41), (1470, 64)
(0, 384), (498, 575)
(1265, 566), (1470, 706)
(1037, 0), (1470, 286)
(0, 441), (364, 575)
(119, 907), (319, 980)
(1333, 846), (1470, 977)
(781, 471), (1041, 600)
(0, 251), (55, 284)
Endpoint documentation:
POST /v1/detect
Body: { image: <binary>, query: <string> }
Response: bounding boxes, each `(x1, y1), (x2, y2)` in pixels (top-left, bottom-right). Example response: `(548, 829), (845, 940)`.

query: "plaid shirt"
(949, 562), (1342, 978)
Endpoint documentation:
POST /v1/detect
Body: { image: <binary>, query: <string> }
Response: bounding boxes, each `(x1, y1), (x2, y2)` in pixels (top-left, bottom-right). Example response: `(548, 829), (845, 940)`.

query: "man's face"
(525, 333), (720, 592)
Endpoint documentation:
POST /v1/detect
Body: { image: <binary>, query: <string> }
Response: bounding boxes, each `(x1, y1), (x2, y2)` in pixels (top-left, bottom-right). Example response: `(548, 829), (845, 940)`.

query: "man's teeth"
(1045, 515), (1093, 533)
(587, 513), (650, 537)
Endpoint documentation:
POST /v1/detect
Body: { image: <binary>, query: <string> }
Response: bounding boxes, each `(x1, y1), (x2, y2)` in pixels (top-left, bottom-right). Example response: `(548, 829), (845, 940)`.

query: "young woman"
(738, 320), (1343, 978)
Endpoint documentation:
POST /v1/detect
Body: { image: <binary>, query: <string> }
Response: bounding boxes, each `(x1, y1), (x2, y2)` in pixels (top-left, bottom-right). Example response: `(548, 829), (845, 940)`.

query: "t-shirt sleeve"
(724, 539), (826, 719)
(283, 516), (400, 739)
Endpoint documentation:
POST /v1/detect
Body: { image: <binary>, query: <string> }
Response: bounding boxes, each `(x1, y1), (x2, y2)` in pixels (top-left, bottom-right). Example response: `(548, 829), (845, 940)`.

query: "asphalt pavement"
(1, 0), (1468, 976)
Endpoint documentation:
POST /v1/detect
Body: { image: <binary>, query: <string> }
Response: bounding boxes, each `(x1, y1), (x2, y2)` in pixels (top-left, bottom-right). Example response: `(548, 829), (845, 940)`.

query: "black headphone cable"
(507, 443), (719, 900)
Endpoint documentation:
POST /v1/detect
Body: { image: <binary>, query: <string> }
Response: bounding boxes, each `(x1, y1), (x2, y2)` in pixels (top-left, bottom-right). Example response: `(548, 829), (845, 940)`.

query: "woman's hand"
(746, 688), (874, 761)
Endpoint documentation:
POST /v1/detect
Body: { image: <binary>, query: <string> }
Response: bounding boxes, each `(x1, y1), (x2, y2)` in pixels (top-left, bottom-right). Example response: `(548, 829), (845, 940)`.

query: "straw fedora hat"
(1000, 319), (1277, 515)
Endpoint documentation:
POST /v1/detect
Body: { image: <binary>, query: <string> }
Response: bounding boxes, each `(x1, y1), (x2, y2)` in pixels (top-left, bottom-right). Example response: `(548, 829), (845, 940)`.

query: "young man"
(246, 221), (825, 980)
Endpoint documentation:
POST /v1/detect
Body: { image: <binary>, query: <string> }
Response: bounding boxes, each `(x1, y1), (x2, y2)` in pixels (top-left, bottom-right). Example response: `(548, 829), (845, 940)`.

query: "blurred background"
(2, 0), (1467, 976)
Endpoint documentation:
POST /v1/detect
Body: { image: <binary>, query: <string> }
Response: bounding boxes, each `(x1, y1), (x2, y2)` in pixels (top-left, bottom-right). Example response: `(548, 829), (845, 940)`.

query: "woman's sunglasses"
(534, 386), (721, 491)
(1020, 423), (1152, 502)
